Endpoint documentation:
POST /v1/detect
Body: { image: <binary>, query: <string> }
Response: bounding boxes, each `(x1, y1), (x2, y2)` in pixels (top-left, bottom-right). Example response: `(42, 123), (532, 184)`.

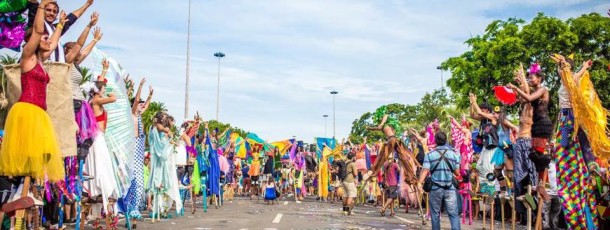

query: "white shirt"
(558, 84), (572, 109)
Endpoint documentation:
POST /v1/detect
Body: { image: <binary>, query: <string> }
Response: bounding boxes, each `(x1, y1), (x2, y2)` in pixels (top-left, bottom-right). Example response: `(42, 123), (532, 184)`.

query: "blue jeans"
(430, 188), (461, 230)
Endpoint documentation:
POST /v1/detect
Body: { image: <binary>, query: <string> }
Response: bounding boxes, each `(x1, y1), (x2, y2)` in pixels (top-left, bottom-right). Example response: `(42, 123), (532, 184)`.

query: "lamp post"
(214, 52), (225, 121)
(184, 0), (192, 119)
(330, 91), (338, 138)
(436, 66), (444, 89)
(323, 114), (329, 137)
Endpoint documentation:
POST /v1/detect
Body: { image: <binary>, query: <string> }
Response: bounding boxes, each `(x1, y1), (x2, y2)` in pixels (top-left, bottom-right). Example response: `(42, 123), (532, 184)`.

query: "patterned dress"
(127, 115), (146, 218)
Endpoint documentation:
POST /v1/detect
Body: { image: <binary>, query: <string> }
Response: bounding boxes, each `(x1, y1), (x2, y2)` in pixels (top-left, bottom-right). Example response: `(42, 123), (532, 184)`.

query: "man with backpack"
(418, 131), (462, 230)
(339, 153), (357, 215)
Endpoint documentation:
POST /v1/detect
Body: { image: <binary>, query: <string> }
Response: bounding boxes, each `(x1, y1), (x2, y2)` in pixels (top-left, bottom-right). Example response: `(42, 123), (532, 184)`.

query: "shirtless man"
(508, 64), (538, 225)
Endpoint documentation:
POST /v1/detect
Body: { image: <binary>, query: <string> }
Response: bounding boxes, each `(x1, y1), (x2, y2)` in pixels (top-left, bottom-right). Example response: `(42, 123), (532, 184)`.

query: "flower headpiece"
(528, 63), (541, 75)
(96, 75), (107, 86)
(81, 81), (99, 95)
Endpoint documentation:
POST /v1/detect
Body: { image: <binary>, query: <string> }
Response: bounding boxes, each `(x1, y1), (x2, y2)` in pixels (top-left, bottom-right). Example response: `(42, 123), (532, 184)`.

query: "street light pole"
(214, 52), (225, 121)
(323, 115), (328, 137)
(330, 91), (338, 138)
(184, 0), (192, 119)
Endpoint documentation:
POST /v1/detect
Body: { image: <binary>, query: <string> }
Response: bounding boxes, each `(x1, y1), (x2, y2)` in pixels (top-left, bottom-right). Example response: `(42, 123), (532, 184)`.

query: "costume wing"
(83, 48), (135, 196)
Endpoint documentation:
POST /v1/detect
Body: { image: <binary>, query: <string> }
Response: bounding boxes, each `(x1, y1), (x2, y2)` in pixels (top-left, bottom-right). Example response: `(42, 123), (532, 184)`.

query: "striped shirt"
(423, 146), (460, 190)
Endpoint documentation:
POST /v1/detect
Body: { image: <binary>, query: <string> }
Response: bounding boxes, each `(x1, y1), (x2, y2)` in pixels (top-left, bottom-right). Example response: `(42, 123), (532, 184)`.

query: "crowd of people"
(0, 1), (609, 230)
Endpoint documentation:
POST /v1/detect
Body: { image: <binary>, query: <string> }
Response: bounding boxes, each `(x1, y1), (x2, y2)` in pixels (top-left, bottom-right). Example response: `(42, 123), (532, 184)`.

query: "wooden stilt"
(510, 197), (517, 230)
(76, 159), (83, 230)
(14, 177), (31, 230)
(534, 170), (548, 230)
(501, 196), (506, 230)
(202, 176), (208, 213)
(482, 194), (488, 230)
(413, 187), (426, 226)
(526, 185), (532, 230)
(490, 196), (495, 230)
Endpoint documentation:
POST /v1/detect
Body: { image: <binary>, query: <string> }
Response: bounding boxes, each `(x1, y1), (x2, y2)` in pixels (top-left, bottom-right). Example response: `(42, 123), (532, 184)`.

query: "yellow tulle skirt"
(0, 102), (64, 181)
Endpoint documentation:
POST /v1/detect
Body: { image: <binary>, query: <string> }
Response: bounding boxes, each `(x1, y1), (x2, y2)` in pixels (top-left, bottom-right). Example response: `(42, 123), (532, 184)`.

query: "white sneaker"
(28, 192), (44, 206)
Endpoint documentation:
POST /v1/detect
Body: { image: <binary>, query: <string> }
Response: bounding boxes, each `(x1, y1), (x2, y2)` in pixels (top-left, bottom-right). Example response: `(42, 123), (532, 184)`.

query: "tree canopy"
(441, 13), (610, 122)
(349, 89), (466, 143)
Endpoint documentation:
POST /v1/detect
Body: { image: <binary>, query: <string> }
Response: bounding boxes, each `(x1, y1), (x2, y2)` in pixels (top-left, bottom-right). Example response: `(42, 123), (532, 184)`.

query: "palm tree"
(0, 54), (18, 128)
(79, 66), (93, 85)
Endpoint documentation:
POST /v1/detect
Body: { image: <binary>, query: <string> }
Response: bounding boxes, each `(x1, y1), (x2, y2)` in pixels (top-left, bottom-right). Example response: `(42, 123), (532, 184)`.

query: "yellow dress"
(318, 147), (330, 198)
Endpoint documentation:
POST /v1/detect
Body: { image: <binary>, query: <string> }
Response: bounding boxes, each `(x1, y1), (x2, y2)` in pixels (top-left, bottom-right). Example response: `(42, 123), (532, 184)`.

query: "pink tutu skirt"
(218, 155), (230, 173)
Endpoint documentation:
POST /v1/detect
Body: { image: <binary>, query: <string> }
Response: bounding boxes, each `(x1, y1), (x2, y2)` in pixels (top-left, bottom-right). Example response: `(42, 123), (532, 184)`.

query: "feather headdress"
(528, 63), (541, 75)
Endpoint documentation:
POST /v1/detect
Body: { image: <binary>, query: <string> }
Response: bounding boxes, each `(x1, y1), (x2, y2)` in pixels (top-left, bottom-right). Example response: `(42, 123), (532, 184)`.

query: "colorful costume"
(125, 114), (146, 218)
(0, 62), (64, 181)
(148, 126), (182, 214)
(554, 63), (603, 229)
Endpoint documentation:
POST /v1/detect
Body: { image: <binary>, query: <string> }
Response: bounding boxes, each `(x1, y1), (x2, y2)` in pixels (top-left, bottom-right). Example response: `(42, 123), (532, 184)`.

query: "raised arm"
(449, 116), (461, 128)
(98, 59), (109, 82)
(71, 0), (93, 19)
(131, 78), (145, 115)
(573, 60), (592, 81)
(503, 119), (519, 133)
(510, 85), (546, 103)
(77, 12), (97, 47)
(76, 26), (101, 65)
(143, 86), (153, 111)
(66, 13), (96, 64)
(516, 63), (530, 94)
(469, 93), (495, 122)
(40, 10), (67, 60)
(181, 133), (192, 147)
(367, 114), (388, 131)
(469, 100), (483, 120)
(22, 0), (48, 71)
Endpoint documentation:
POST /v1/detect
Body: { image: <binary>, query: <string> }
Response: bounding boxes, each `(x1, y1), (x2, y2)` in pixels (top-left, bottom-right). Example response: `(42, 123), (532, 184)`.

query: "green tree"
(349, 103), (419, 143)
(79, 67), (93, 85)
(198, 120), (248, 138)
(348, 89), (466, 143)
(442, 13), (610, 123)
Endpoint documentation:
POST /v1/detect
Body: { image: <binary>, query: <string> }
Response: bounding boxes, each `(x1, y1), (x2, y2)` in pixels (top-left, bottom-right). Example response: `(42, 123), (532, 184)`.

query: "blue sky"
(4, 0), (609, 142)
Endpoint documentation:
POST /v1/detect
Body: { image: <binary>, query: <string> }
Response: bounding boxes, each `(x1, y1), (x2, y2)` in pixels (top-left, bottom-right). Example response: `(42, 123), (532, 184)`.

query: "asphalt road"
(72, 195), (531, 230)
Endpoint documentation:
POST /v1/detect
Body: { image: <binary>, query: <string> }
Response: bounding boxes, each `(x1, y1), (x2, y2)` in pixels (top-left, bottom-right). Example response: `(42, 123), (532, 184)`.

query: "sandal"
(380, 209), (386, 216)
(2, 197), (34, 213)
(390, 213), (395, 217)
(524, 194), (536, 210)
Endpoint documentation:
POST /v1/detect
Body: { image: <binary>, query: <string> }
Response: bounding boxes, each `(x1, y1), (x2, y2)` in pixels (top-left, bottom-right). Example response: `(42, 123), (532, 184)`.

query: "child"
(264, 177), (277, 204)
(470, 166), (481, 220)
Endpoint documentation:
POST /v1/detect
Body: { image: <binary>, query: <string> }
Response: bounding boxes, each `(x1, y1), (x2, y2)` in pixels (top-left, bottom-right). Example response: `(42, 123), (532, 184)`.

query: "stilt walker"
(0, 4), (67, 229)
(364, 106), (423, 224)
(551, 54), (607, 230)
